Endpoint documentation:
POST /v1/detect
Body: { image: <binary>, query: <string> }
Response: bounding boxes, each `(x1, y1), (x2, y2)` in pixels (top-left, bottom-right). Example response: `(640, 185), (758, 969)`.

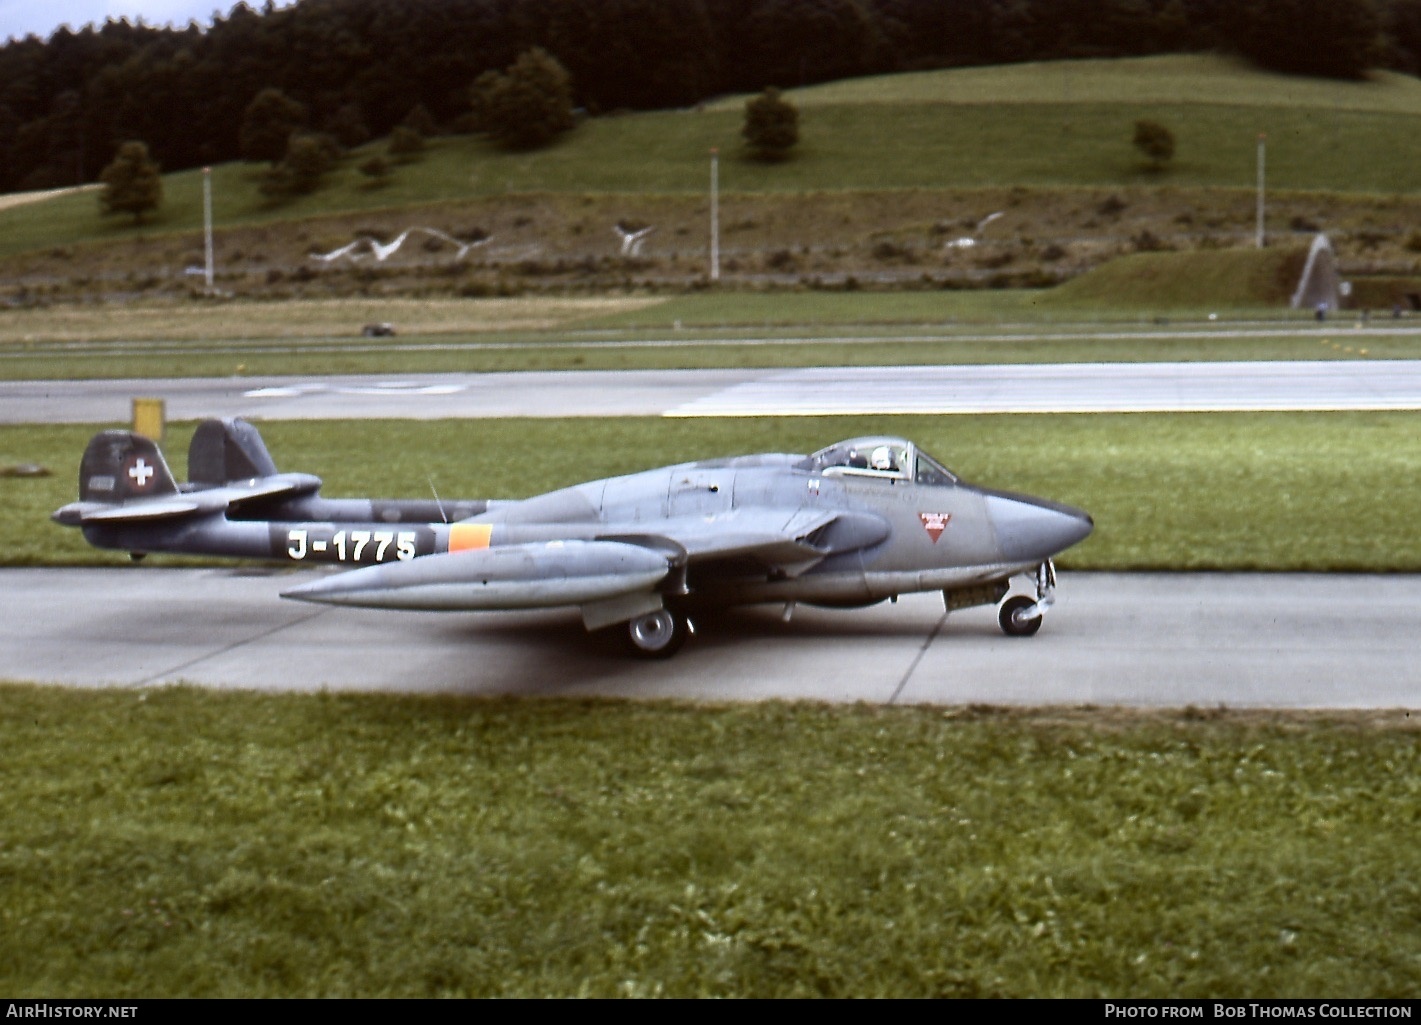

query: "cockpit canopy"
(802, 437), (958, 486)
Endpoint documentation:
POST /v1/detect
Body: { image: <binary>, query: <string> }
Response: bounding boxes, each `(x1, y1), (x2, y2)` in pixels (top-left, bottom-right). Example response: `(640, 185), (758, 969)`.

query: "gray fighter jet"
(53, 418), (1092, 657)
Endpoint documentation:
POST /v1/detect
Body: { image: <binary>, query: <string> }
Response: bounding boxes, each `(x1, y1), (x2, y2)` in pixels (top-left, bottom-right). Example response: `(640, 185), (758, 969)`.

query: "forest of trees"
(1, 0), (1418, 194)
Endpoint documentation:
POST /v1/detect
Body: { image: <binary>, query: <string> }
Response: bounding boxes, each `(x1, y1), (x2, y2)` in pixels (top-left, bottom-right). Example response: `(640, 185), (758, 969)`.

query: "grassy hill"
(1042, 247), (1308, 309)
(753, 53), (1421, 113)
(2, 54), (1420, 302)
(4, 57), (1421, 245)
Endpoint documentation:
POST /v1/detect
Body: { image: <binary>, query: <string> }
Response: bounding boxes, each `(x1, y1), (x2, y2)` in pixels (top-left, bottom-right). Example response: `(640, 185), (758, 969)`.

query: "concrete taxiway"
(6, 360), (1421, 423)
(4, 567), (1416, 708)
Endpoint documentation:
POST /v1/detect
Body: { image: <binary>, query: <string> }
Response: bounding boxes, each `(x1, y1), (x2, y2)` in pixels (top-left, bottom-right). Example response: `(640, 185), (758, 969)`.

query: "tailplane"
(78, 431), (179, 503)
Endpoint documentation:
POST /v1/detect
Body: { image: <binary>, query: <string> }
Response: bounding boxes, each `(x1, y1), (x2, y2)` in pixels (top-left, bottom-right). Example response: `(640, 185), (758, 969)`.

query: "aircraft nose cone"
(984, 493), (1094, 563)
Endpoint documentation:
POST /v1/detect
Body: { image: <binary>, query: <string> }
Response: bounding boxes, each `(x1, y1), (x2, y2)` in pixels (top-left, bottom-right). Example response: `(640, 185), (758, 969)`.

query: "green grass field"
(730, 54), (1421, 115)
(4, 280), (1418, 380)
(2, 686), (1416, 997)
(9, 412), (1421, 571)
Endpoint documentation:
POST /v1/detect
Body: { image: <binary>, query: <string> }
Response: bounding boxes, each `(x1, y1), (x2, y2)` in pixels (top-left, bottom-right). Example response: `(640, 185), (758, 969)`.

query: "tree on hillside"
(388, 125), (425, 162)
(323, 102), (370, 149)
(1382, 0), (1421, 73)
(98, 140), (162, 224)
(470, 47), (574, 151)
(401, 102), (438, 137)
(259, 132), (332, 198)
(240, 87), (307, 163)
(1132, 119), (1175, 171)
(740, 0), (886, 88)
(742, 86), (799, 161)
(358, 154), (392, 187)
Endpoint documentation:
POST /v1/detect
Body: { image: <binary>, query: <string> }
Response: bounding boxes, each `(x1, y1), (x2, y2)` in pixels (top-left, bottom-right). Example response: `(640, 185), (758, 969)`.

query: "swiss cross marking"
(128, 457), (155, 489)
(919, 511), (951, 543)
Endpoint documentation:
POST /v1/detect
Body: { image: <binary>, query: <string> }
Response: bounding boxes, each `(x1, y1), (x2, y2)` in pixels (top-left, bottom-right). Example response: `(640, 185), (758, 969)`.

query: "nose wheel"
(997, 560), (1055, 637)
(998, 595), (1043, 636)
(624, 608), (690, 658)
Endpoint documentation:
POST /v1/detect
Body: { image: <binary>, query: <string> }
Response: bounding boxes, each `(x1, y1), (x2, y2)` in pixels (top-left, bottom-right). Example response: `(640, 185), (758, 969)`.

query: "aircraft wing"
(643, 506), (889, 570)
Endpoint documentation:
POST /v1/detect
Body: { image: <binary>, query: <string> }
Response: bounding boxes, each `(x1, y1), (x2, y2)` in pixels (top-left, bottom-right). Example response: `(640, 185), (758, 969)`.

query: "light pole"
(1255, 133), (1266, 249)
(709, 147), (720, 282)
(203, 166), (215, 292)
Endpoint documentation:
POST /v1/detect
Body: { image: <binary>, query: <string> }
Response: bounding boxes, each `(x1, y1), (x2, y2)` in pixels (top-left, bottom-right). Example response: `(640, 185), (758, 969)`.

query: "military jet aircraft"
(53, 418), (1093, 657)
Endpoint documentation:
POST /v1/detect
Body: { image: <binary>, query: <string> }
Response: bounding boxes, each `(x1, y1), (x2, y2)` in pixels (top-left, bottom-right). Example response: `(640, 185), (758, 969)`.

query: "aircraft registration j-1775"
(53, 418), (1093, 658)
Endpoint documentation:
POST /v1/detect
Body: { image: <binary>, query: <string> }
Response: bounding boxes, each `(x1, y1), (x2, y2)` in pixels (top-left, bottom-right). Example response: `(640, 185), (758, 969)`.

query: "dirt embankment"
(4, 187), (1421, 305)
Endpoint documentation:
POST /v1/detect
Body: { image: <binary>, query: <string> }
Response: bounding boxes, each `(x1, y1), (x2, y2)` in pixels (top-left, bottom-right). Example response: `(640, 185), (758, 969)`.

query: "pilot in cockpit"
(846, 449), (869, 469)
(870, 446), (898, 472)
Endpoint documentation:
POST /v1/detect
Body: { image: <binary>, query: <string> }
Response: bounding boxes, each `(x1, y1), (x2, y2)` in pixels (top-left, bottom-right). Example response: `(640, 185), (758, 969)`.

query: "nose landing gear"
(998, 560), (1056, 637)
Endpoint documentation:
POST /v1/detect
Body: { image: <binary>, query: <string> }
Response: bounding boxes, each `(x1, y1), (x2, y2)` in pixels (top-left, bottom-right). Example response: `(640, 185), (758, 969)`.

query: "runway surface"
(4, 568), (1416, 708)
(6, 360), (1421, 423)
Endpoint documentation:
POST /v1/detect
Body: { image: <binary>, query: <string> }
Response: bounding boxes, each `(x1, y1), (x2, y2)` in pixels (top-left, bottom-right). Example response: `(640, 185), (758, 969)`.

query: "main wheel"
(998, 595), (1043, 637)
(624, 609), (689, 659)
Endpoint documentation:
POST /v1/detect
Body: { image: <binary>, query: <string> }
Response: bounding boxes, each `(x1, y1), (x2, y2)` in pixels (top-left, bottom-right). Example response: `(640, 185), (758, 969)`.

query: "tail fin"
(78, 430), (179, 503)
(188, 417), (278, 486)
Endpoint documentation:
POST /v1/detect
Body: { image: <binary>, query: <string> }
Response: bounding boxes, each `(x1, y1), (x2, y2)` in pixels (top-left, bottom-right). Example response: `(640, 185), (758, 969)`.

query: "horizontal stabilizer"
(223, 475), (322, 506)
(75, 498), (203, 522)
(54, 473), (321, 526)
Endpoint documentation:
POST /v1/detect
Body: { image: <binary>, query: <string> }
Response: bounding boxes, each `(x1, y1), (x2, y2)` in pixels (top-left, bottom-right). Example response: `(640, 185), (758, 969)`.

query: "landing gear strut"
(624, 608), (690, 658)
(997, 560), (1056, 637)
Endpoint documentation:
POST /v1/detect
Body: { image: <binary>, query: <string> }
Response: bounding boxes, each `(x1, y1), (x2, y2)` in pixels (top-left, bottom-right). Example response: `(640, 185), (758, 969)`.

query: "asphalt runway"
(6, 360), (1421, 423)
(5, 567), (1417, 708)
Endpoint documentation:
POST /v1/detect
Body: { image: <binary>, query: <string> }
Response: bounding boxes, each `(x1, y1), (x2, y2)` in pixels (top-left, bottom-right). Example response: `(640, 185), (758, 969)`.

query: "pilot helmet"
(870, 445), (895, 471)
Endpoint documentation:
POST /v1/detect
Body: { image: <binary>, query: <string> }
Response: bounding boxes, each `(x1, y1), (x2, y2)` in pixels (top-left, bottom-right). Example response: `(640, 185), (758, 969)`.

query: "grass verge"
(7, 412), (1421, 570)
(4, 288), (1419, 380)
(1, 685), (1417, 997)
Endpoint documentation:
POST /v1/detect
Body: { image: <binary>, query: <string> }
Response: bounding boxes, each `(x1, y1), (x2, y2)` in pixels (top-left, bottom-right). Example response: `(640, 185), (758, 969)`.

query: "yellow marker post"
(132, 398), (166, 442)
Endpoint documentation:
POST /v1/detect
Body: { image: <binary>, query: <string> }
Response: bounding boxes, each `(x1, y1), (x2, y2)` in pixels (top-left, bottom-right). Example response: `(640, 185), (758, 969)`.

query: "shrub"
(471, 48), (575, 150)
(1133, 120), (1175, 170)
(742, 87), (799, 161)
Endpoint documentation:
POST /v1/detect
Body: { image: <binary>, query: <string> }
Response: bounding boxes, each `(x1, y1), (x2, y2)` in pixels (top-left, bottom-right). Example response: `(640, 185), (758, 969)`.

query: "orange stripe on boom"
(448, 523), (493, 552)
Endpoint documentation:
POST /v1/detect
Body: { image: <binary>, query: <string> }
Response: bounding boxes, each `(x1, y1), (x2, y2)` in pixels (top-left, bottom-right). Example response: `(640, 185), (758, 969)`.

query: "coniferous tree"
(324, 102), (370, 148)
(280, 133), (332, 193)
(1233, 0), (1382, 78)
(240, 87), (307, 164)
(742, 86), (799, 161)
(97, 140), (162, 223)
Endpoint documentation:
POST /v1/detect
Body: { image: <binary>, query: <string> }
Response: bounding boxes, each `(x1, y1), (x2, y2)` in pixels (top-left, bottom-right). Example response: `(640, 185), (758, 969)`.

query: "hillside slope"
(2, 56), (1419, 303)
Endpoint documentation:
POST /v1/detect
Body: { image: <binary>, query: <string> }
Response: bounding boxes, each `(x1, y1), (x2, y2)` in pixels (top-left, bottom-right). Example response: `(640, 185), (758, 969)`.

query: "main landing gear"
(998, 560), (1056, 637)
(623, 608), (691, 659)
